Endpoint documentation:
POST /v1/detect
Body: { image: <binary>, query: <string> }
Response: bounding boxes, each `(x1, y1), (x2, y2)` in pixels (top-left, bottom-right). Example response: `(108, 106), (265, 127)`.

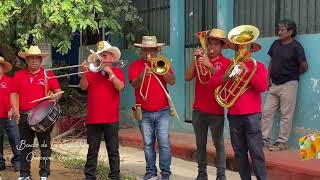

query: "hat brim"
(225, 42), (261, 52)
(134, 43), (165, 48)
(97, 47), (121, 61)
(0, 60), (12, 73)
(18, 52), (49, 59)
(207, 36), (231, 49)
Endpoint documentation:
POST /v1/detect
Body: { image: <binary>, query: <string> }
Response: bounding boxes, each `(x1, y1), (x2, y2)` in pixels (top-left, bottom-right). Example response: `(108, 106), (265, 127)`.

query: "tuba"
(214, 25), (259, 108)
(195, 31), (212, 84)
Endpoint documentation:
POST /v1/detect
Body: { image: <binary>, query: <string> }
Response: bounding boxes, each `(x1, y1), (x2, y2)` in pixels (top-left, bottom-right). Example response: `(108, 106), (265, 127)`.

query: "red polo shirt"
(209, 59), (268, 115)
(128, 58), (174, 112)
(194, 56), (230, 115)
(0, 75), (12, 118)
(12, 68), (60, 112)
(86, 68), (125, 124)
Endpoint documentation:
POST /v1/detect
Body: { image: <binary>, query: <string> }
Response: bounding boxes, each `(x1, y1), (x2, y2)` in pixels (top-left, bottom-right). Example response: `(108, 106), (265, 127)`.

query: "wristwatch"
(109, 74), (116, 81)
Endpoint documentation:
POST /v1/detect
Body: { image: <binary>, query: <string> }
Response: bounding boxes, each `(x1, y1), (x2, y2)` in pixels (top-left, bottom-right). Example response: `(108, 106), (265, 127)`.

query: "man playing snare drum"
(11, 45), (62, 180)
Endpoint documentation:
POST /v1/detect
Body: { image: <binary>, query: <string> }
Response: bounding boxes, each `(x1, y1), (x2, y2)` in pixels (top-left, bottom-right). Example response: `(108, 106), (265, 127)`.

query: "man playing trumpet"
(80, 41), (125, 180)
(185, 29), (231, 180)
(128, 36), (175, 180)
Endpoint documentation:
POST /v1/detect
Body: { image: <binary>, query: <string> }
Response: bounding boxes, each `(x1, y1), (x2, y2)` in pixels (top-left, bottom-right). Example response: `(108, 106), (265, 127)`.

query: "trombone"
(44, 53), (128, 79)
(195, 31), (212, 84)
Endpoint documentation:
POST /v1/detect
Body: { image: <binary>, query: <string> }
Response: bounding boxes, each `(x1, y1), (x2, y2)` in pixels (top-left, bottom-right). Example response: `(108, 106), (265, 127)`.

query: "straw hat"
(134, 36), (165, 48)
(96, 41), (121, 61)
(0, 56), (12, 73)
(207, 28), (234, 49)
(18, 45), (49, 59)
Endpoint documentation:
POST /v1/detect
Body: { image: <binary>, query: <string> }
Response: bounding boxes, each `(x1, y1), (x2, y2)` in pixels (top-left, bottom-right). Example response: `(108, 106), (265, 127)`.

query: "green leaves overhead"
(0, 0), (144, 54)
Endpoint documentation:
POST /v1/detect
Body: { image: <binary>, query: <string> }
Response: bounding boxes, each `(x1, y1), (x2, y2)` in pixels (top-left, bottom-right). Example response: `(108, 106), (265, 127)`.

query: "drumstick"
(29, 91), (64, 103)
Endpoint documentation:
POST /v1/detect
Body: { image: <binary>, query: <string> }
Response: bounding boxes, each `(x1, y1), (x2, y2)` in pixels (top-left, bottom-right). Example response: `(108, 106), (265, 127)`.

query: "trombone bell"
(151, 56), (171, 75)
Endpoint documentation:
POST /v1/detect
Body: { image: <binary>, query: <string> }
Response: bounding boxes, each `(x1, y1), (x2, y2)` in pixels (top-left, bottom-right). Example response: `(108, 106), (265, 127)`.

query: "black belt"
(20, 111), (31, 115)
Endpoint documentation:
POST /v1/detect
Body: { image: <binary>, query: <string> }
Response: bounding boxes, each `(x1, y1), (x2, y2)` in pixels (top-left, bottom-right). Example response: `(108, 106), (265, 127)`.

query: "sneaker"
(216, 174), (227, 180)
(268, 142), (288, 151)
(263, 138), (271, 149)
(142, 173), (158, 180)
(40, 177), (48, 180)
(17, 176), (32, 180)
(161, 175), (170, 180)
(196, 174), (208, 180)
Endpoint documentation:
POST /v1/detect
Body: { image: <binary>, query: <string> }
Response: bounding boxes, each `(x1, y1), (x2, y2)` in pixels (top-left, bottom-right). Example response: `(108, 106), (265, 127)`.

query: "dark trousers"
(0, 119), (5, 165)
(84, 122), (120, 180)
(0, 118), (21, 165)
(192, 110), (226, 177)
(19, 114), (53, 177)
(228, 113), (267, 180)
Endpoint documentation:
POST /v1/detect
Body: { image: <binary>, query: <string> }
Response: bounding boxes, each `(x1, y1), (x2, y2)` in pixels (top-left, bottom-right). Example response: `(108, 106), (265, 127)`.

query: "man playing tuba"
(211, 25), (268, 180)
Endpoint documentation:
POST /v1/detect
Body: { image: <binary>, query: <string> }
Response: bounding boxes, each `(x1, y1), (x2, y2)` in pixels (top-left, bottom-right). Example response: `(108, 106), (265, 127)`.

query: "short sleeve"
(128, 61), (141, 82)
(114, 68), (125, 84)
(11, 73), (20, 93)
(268, 41), (276, 57)
(296, 44), (307, 63)
(47, 71), (61, 91)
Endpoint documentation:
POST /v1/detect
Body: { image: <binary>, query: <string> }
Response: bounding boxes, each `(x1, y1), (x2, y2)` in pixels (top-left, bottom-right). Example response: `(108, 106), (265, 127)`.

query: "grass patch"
(57, 153), (135, 180)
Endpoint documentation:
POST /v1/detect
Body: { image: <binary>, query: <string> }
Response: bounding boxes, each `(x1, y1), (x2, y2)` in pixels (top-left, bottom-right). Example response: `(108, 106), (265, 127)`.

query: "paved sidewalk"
(52, 139), (253, 180)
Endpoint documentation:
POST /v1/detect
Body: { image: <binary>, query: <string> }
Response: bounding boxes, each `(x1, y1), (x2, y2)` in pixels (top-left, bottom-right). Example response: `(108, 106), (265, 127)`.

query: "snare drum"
(27, 100), (61, 133)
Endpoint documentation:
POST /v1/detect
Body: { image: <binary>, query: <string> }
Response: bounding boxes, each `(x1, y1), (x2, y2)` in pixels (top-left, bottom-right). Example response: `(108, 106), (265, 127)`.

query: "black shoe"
(196, 174), (208, 180)
(0, 163), (5, 170)
(216, 175), (226, 180)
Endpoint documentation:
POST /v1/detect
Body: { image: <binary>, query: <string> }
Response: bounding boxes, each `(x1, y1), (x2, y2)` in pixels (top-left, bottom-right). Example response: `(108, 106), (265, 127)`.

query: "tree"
(0, 0), (145, 68)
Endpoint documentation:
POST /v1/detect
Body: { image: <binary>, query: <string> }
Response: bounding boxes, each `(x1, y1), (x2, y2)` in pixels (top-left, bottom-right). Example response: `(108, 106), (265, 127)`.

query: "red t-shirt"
(194, 56), (230, 115)
(210, 59), (268, 115)
(86, 68), (125, 124)
(0, 75), (12, 118)
(128, 58), (174, 112)
(12, 68), (61, 111)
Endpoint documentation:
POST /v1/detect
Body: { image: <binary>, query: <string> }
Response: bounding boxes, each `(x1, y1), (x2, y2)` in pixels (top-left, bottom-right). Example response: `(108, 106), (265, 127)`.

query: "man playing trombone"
(80, 41), (125, 180)
(185, 29), (231, 180)
(128, 36), (175, 180)
(11, 45), (62, 180)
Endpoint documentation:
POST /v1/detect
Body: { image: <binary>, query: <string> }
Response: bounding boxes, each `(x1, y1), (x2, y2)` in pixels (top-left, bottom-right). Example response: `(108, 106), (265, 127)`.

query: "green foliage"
(0, 0), (144, 55)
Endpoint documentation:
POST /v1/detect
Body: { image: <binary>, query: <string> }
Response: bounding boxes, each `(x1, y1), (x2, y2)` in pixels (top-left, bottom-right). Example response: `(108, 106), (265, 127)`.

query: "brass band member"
(212, 26), (268, 180)
(185, 29), (231, 180)
(128, 36), (175, 180)
(80, 41), (125, 180)
(0, 57), (21, 172)
(11, 46), (62, 180)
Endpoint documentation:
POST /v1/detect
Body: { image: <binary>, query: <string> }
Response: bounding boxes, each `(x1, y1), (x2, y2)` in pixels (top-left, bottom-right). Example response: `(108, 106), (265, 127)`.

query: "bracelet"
(109, 74), (116, 81)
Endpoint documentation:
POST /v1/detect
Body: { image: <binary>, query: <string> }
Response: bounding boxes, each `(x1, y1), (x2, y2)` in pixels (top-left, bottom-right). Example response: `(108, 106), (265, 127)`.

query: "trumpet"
(44, 53), (128, 79)
(150, 55), (171, 75)
(195, 31), (211, 84)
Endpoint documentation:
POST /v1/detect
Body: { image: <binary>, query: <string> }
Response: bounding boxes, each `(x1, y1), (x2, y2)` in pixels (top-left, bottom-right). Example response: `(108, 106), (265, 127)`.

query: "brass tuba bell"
(214, 25), (259, 108)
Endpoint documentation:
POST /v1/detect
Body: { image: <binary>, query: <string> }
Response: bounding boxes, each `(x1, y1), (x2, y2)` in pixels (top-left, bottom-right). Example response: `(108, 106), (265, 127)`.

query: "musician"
(211, 41), (268, 179)
(185, 29), (230, 180)
(80, 41), (125, 180)
(0, 56), (21, 172)
(128, 36), (175, 180)
(262, 19), (308, 151)
(11, 46), (62, 180)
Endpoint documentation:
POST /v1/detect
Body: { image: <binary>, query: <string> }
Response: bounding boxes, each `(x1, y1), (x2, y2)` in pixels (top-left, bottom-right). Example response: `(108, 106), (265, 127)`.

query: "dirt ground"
(0, 148), (85, 180)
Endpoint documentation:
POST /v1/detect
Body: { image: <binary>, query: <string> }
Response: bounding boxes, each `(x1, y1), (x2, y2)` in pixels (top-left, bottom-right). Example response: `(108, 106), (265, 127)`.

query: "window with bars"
(234, 0), (320, 37)
(132, 0), (170, 44)
(185, 0), (217, 47)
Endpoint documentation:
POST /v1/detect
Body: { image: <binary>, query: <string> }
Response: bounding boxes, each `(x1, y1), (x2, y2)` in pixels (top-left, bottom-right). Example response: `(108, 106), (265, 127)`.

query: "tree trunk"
(0, 42), (26, 69)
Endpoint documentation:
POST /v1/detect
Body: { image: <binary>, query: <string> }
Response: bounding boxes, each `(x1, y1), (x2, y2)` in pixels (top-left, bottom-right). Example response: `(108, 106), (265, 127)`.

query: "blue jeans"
(0, 119), (21, 164)
(139, 107), (171, 177)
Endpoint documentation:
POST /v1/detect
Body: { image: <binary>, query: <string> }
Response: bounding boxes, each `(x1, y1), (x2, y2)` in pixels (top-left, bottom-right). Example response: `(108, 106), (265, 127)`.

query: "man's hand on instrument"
(197, 55), (214, 70)
(238, 62), (248, 72)
(193, 48), (203, 57)
(103, 66), (114, 76)
(81, 60), (89, 72)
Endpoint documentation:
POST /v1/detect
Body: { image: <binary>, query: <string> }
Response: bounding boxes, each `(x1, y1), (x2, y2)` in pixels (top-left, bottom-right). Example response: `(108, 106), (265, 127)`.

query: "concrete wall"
(117, 0), (320, 149)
